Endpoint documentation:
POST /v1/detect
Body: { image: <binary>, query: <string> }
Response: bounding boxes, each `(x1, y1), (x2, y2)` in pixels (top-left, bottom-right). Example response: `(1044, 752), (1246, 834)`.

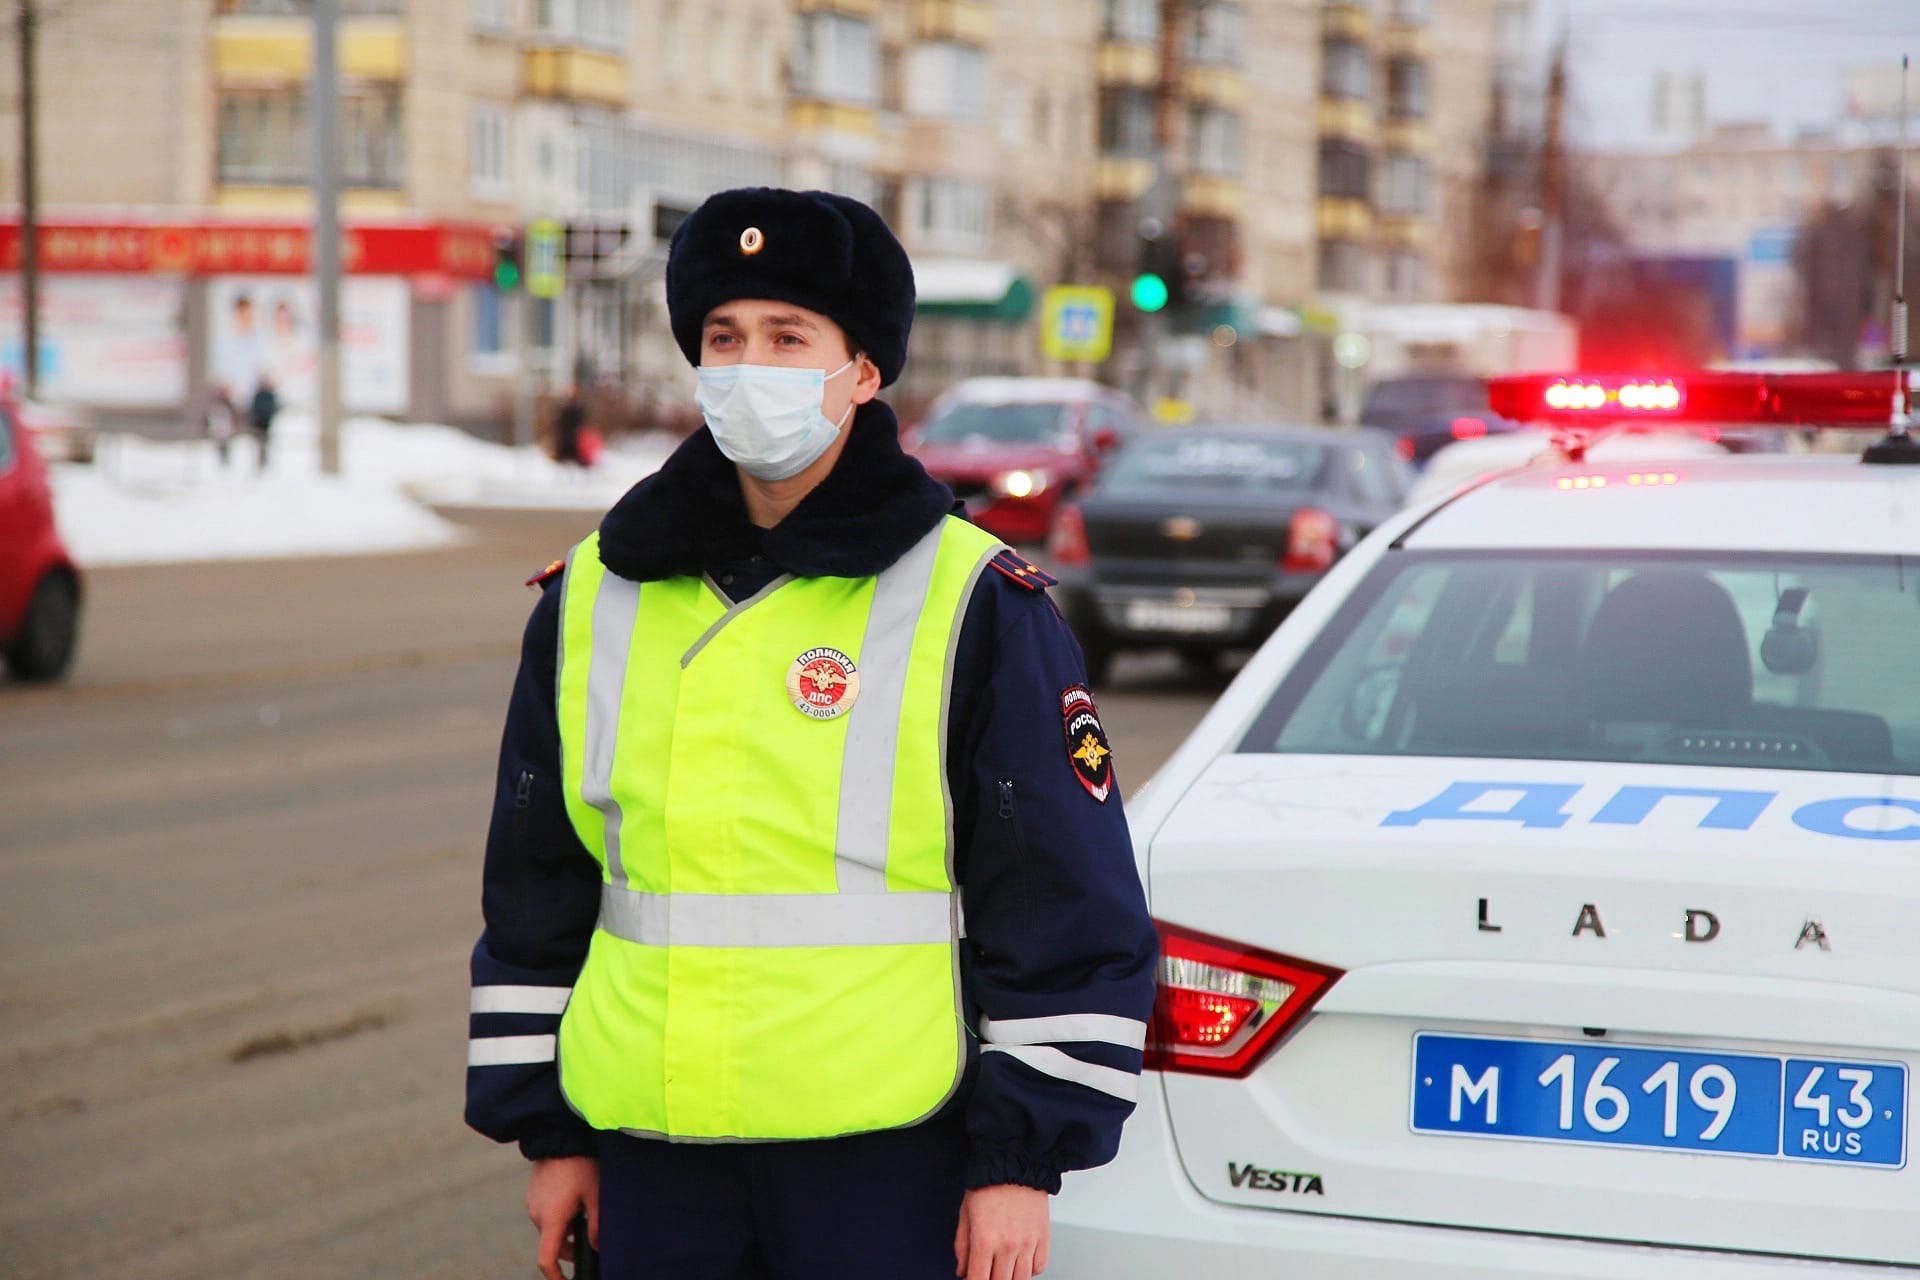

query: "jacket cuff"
(964, 1143), (1064, 1194)
(518, 1122), (600, 1162)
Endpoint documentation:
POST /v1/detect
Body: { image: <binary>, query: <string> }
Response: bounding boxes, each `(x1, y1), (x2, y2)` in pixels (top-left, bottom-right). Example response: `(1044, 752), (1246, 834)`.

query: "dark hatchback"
(1048, 426), (1409, 681)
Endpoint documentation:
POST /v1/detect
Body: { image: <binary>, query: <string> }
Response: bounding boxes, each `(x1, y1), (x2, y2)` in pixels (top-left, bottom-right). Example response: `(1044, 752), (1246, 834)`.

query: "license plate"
(1411, 1033), (1907, 1167)
(1123, 601), (1232, 634)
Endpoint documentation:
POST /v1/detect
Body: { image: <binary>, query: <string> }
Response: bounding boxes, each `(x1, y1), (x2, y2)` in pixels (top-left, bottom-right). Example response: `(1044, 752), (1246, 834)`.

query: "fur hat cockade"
(665, 187), (916, 386)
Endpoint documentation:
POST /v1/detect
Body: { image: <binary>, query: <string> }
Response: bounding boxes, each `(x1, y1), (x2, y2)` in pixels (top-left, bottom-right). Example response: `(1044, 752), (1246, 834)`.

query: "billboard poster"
(0, 274), (188, 407)
(208, 276), (409, 415)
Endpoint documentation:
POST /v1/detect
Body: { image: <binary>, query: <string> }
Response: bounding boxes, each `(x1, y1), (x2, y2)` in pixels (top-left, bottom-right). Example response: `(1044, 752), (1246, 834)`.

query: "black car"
(1047, 425), (1410, 681)
(1359, 373), (1524, 467)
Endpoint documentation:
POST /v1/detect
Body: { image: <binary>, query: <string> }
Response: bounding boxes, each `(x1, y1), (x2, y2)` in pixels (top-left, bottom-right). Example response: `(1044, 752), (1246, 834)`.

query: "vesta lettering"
(1227, 1162), (1326, 1195)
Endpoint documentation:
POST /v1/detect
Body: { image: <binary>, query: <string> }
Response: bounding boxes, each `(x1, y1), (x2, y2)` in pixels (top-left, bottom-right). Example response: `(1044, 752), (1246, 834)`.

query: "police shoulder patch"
(525, 558), (566, 589)
(988, 549), (1058, 592)
(1061, 684), (1115, 803)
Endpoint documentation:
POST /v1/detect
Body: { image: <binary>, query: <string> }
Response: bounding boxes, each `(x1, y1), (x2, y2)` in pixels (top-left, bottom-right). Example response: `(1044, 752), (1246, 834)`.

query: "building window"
(1386, 58), (1428, 119)
(904, 41), (986, 122)
(1388, 0), (1432, 24)
(471, 283), (506, 359)
(1098, 87), (1155, 158)
(1186, 106), (1243, 176)
(1378, 151), (1426, 215)
(533, 0), (625, 51)
(874, 176), (905, 230)
(1385, 250), (1425, 298)
(829, 163), (877, 206)
(1318, 139), (1371, 201)
(914, 176), (989, 250)
(217, 86), (403, 187)
(880, 42), (905, 113)
(470, 104), (511, 199)
(1187, 1), (1244, 69)
(1317, 239), (1370, 293)
(1322, 37), (1371, 101)
(472, 0), (512, 34)
(792, 13), (878, 106)
(218, 0), (405, 12)
(575, 107), (630, 214)
(1101, 0), (1156, 44)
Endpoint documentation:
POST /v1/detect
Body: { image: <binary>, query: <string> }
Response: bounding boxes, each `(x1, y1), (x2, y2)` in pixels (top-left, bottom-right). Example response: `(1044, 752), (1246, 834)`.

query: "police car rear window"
(1239, 550), (1920, 777)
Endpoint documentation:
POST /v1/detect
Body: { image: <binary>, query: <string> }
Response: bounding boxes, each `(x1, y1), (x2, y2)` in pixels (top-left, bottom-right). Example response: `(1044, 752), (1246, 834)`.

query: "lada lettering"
(1475, 899), (1831, 950)
(1227, 1163), (1325, 1195)
(1388, 782), (1920, 842)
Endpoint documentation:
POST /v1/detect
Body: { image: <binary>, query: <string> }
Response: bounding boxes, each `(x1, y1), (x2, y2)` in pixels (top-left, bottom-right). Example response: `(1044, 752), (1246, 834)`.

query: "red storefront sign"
(0, 219), (498, 280)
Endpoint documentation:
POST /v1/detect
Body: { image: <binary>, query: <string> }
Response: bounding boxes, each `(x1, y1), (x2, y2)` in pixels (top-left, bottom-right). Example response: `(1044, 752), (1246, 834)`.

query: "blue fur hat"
(665, 187), (915, 387)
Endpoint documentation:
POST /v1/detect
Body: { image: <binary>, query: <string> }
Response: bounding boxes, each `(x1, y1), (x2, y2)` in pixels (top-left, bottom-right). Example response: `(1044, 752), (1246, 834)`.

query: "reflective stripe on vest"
(554, 515), (1003, 1141)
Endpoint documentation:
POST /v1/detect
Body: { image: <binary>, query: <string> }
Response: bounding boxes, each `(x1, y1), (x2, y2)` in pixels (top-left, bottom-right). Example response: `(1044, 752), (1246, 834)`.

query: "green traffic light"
(1130, 272), (1169, 313)
(494, 261), (521, 291)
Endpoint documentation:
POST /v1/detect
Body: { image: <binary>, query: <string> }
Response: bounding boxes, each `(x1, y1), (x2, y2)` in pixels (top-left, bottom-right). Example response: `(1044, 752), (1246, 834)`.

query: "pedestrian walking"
(247, 375), (279, 472)
(465, 187), (1158, 1280)
(553, 386), (590, 467)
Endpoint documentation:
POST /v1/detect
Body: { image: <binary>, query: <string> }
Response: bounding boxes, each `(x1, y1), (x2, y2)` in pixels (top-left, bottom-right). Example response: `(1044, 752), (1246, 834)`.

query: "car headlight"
(993, 469), (1050, 499)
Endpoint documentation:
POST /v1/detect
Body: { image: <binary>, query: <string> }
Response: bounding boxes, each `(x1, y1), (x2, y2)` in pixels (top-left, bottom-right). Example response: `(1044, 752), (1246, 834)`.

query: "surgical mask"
(695, 359), (857, 481)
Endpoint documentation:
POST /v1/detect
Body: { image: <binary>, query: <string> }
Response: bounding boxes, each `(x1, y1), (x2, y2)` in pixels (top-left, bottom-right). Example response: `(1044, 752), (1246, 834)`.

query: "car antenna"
(1865, 53), (1919, 464)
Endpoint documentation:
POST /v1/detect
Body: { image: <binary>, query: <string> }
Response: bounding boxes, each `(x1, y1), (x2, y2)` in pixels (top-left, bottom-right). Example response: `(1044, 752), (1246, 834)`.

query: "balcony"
(1094, 156), (1154, 201)
(795, 0), (879, 15)
(1184, 65), (1247, 109)
(1376, 214), (1431, 248)
(1380, 22), (1431, 59)
(788, 100), (880, 137)
(1381, 118), (1432, 152)
(1323, 0), (1372, 43)
(914, 0), (993, 44)
(1316, 196), (1373, 240)
(1183, 175), (1244, 220)
(523, 46), (629, 107)
(214, 13), (405, 84)
(1096, 41), (1157, 87)
(1317, 97), (1378, 145)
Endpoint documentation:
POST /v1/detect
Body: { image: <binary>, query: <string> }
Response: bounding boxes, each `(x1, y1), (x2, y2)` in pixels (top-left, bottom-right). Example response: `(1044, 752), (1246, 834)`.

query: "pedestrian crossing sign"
(1041, 286), (1115, 363)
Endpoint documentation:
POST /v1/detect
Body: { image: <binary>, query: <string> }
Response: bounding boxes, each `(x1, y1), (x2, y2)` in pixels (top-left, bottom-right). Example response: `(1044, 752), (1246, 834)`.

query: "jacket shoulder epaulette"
(524, 558), (566, 589)
(986, 549), (1057, 592)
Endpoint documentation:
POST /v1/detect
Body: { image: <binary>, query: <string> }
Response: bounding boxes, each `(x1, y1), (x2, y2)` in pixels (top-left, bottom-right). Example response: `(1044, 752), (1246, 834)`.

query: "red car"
(0, 388), (81, 681)
(908, 378), (1143, 545)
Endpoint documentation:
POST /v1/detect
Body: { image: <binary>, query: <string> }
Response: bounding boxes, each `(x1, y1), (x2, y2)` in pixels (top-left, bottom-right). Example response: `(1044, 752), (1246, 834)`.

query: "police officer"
(466, 187), (1158, 1280)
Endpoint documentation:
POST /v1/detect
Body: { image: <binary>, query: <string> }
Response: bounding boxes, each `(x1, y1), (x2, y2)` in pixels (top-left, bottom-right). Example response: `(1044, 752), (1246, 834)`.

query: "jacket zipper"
(513, 770), (534, 854)
(996, 778), (1035, 929)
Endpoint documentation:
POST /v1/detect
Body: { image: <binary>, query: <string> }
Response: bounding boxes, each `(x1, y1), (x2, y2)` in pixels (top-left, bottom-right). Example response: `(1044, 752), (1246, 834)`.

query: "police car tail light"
(1283, 508), (1338, 573)
(1048, 503), (1090, 566)
(1145, 922), (1341, 1078)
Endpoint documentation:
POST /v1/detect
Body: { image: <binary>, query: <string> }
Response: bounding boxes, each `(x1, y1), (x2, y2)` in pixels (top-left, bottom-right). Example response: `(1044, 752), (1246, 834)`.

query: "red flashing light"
(1048, 503), (1090, 566)
(1145, 922), (1342, 1077)
(1395, 435), (1417, 462)
(1450, 416), (1489, 440)
(1490, 370), (1906, 428)
(1283, 507), (1339, 573)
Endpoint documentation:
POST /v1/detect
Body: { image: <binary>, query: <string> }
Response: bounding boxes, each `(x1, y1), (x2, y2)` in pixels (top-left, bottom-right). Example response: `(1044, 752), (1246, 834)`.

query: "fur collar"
(595, 399), (956, 582)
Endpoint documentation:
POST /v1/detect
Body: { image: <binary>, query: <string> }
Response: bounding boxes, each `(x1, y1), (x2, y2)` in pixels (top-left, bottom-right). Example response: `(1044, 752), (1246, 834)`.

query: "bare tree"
(1792, 152), (1920, 369)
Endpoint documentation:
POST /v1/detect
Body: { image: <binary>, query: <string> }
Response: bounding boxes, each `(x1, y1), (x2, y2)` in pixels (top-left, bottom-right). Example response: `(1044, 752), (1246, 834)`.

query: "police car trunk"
(1143, 454), (1920, 1267)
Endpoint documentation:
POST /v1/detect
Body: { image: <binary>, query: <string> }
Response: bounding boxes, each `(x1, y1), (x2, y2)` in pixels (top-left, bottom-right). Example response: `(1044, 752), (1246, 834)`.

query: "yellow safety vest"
(554, 515), (1004, 1140)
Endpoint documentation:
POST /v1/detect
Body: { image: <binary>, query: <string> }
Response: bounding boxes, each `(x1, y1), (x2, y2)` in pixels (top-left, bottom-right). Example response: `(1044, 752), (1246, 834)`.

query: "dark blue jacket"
(465, 401), (1159, 1193)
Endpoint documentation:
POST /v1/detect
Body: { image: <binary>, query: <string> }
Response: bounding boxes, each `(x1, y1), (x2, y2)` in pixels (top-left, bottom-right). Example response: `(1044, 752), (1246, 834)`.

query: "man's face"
(700, 298), (878, 424)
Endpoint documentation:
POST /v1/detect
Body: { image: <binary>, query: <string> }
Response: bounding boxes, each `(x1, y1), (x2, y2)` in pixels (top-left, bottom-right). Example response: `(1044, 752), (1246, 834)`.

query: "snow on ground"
(51, 412), (674, 567)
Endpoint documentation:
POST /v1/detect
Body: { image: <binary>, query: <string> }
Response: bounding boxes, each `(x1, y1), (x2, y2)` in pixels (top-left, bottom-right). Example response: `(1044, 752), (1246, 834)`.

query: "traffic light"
(1130, 222), (1188, 314)
(491, 226), (523, 292)
(1130, 271), (1171, 313)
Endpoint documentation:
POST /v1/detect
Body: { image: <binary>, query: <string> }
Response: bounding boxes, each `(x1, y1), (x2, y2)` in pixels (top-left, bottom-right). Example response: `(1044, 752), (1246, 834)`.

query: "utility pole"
(17, 0), (39, 398)
(313, 0), (342, 475)
(1136, 0), (1186, 407)
(1536, 32), (1568, 314)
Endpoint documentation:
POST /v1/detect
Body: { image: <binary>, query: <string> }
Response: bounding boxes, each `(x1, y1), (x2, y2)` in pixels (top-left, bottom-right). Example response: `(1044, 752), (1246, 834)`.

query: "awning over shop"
(912, 257), (1034, 323)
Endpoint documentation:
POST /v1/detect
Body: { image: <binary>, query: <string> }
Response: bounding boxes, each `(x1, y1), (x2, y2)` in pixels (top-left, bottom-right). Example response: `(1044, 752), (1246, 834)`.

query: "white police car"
(1053, 372), (1920, 1276)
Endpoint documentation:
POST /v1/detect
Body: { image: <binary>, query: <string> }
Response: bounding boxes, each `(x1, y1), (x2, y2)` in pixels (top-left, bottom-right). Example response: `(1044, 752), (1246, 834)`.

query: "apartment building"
(0, 0), (1531, 430)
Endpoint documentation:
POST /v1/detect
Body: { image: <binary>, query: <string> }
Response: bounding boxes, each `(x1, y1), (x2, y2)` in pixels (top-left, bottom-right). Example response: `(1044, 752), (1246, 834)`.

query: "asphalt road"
(0, 510), (1223, 1280)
